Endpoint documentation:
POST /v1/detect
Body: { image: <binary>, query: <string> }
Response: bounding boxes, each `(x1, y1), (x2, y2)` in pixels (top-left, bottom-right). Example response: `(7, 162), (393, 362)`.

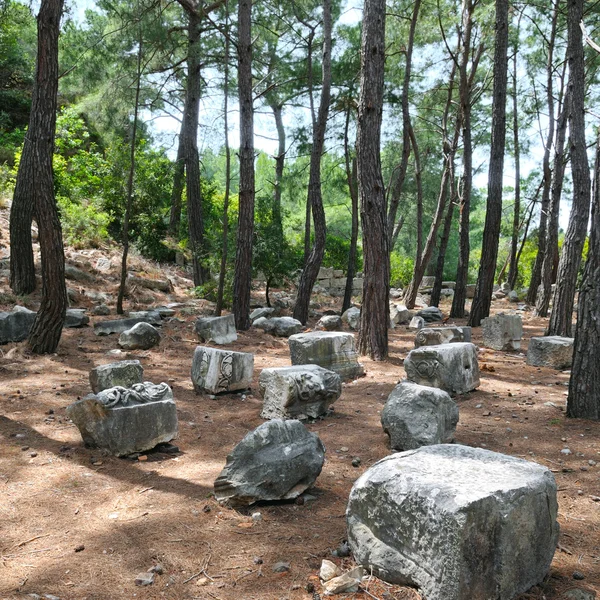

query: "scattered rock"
(562, 589), (596, 600)
(408, 316), (425, 331)
(316, 315), (343, 331)
(481, 313), (523, 351)
(319, 559), (341, 582)
(195, 314), (237, 344)
(89, 360), (144, 394)
(92, 304), (111, 316)
(65, 264), (94, 283)
(134, 571), (155, 586)
(0, 306), (36, 344)
(94, 317), (160, 336)
(322, 567), (363, 595)
(64, 308), (89, 328)
(127, 310), (162, 325)
(127, 273), (173, 293)
(250, 307), (276, 321)
(191, 346), (254, 394)
(573, 572), (586, 581)
(416, 306), (443, 322)
(272, 561), (291, 573)
(213, 419), (325, 507)
(389, 304), (412, 327)
(341, 307), (360, 330)
(118, 322), (160, 350)
(254, 316), (303, 337)
(526, 336), (574, 370)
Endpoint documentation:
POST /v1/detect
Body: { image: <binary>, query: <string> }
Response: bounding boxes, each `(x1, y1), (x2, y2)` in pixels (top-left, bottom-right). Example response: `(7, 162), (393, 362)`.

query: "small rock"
(21, 446), (29, 451)
(253, 556), (263, 565)
(29, 452), (37, 458)
(589, 460), (597, 466)
(340, 446), (349, 452)
(74, 544), (85, 552)
(332, 541), (350, 558)
(251, 512), (262, 522)
(135, 571), (155, 586)
(272, 561), (291, 573)
(573, 571), (585, 580)
(149, 564), (164, 574)
(322, 567), (364, 595)
(351, 457), (361, 468)
(561, 448), (572, 455)
(319, 559), (341, 582)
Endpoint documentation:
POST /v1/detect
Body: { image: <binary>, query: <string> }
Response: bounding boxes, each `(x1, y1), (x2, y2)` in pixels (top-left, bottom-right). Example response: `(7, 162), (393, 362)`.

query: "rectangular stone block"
(191, 346), (254, 394)
(482, 314), (523, 351)
(333, 269), (344, 278)
(526, 336), (574, 369)
(259, 365), (341, 420)
(404, 342), (480, 395)
(466, 284), (476, 298)
(352, 278), (363, 290)
(414, 326), (471, 348)
(89, 360), (144, 393)
(419, 276), (435, 289)
(195, 314), (237, 344)
(288, 332), (364, 381)
(318, 267), (334, 279)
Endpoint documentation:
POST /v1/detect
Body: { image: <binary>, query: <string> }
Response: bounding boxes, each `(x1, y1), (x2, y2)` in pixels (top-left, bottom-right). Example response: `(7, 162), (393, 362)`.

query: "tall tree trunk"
(537, 73), (568, 316)
(117, 19), (143, 316)
(431, 194), (457, 308)
(293, 0), (332, 325)
(25, 0), (67, 354)
(507, 34), (521, 290)
(357, 0), (388, 360)
(271, 102), (285, 242)
(168, 115), (186, 239)
(386, 0), (421, 246)
(567, 130), (600, 420)
(403, 62), (457, 309)
(342, 101), (359, 314)
(184, 10), (210, 286)
(450, 2), (481, 319)
(233, 0), (255, 330)
(547, 0), (591, 337)
(303, 29), (316, 266)
(216, 2), (231, 316)
(469, 0), (509, 327)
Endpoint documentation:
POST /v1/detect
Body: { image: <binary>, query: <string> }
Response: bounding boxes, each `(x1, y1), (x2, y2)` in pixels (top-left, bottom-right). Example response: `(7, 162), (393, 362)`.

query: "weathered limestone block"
(318, 266), (334, 279)
(466, 284), (476, 298)
(214, 419), (325, 507)
(352, 278), (364, 291)
(416, 306), (443, 322)
(414, 326), (471, 348)
(442, 281), (456, 290)
(404, 342), (480, 396)
(66, 382), (177, 457)
(419, 276), (436, 289)
(288, 332), (364, 381)
(333, 269), (344, 278)
(65, 264), (94, 282)
(381, 382), (458, 450)
(259, 365), (341, 420)
(347, 445), (559, 600)
(482, 314), (523, 351)
(526, 336), (574, 370)
(127, 310), (162, 324)
(127, 272), (173, 292)
(195, 314), (237, 344)
(390, 304), (413, 327)
(89, 360), (144, 394)
(341, 307), (361, 330)
(253, 316), (303, 337)
(118, 322), (160, 350)
(191, 346), (254, 394)
(408, 316), (425, 331)
(65, 308), (90, 328)
(316, 315), (343, 331)
(94, 316), (161, 336)
(0, 306), (36, 343)
(250, 307), (276, 322)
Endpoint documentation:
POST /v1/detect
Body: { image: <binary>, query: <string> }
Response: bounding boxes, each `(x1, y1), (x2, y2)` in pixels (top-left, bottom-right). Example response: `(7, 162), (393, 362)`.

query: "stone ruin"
(347, 445), (559, 600)
(191, 346), (254, 394)
(195, 314), (237, 344)
(414, 326), (471, 348)
(313, 266), (363, 297)
(526, 336), (574, 370)
(481, 313), (523, 351)
(89, 359), (144, 394)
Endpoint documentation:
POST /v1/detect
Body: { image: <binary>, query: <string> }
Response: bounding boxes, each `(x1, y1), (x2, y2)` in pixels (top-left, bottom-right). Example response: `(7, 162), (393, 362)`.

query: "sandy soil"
(0, 241), (598, 600)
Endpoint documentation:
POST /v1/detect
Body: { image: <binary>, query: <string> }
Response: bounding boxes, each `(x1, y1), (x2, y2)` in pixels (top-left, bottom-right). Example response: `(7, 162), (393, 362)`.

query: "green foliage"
(323, 233), (361, 272)
(390, 252), (414, 288)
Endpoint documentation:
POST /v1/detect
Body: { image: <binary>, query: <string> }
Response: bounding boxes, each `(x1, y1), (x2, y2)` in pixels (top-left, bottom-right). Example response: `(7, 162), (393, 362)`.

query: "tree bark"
(567, 129), (600, 420)
(431, 195), (457, 308)
(168, 115), (186, 239)
(303, 29), (316, 266)
(25, 0), (67, 354)
(469, 0), (509, 327)
(233, 0), (255, 330)
(357, 0), (388, 360)
(547, 0), (591, 337)
(294, 0), (332, 325)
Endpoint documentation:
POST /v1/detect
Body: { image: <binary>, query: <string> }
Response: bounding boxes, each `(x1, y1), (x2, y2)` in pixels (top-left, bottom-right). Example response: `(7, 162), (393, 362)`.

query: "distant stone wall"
(314, 267), (363, 297)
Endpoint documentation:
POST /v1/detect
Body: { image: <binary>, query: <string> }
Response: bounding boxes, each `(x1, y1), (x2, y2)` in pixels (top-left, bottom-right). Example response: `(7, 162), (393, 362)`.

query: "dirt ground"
(0, 239), (599, 600)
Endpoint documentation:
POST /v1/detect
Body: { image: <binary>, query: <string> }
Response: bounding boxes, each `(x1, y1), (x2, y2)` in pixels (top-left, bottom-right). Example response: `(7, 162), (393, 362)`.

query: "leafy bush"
(323, 233), (362, 272)
(390, 252), (414, 288)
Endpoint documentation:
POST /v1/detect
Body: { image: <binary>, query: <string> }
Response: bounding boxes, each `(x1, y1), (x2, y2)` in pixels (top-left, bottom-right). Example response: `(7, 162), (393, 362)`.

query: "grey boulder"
(89, 360), (144, 394)
(127, 310), (162, 325)
(191, 346), (254, 394)
(195, 314), (237, 344)
(404, 342), (480, 396)
(414, 326), (471, 348)
(315, 315), (343, 331)
(341, 307), (361, 330)
(347, 445), (559, 600)
(259, 364), (341, 420)
(254, 316), (303, 337)
(381, 381), (458, 450)
(390, 304), (413, 326)
(214, 419), (325, 506)
(416, 306), (443, 322)
(66, 382), (177, 457)
(288, 331), (364, 381)
(250, 307), (276, 322)
(118, 322), (160, 350)
(94, 316), (161, 336)
(65, 308), (89, 328)
(526, 336), (574, 370)
(0, 306), (36, 343)
(408, 316), (425, 331)
(481, 313), (523, 351)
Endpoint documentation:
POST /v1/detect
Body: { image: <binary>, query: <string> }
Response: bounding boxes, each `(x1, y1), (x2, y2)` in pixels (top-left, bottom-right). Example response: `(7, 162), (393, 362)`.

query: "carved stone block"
(191, 346), (254, 394)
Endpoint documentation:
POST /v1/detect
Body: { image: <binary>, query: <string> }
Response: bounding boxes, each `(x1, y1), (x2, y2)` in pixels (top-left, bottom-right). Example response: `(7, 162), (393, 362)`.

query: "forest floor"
(0, 222), (599, 600)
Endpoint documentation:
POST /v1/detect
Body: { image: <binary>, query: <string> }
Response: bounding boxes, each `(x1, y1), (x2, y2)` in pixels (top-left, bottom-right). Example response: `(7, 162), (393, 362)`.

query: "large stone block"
(0, 306), (36, 344)
(316, 315), (343, 331)
(118, 322), (160, 350)
(214, 419), (325, 507)
(381, 381), (458, 450)
(347, 445), (559, 600)
(526, 336), (574, 369)
(259, 365), (341, 420)
(390, 304), (413, 327)
(466, 284), (476, 298)
(195, 314), (237, 344)
(127, 310), (162, 324)
(89, 360), (144, 394)
(419, 276), (436, 289)
(65, 308), (90, 328)
(66, 382), (177, 457)
(94, 317), (160, 336)
(482, 314), (523, 351)
(250, 307), (276, 322)
(253, 316), (303, 337)
(414, 326), (471, 348)
(191, 346), (254, 394)
(341, 307), (361, 330)
(288, 332), (364, 381)
(318, 266), (334, 280)
(416, 306), (443, 322)
(404, 342), (480, 395)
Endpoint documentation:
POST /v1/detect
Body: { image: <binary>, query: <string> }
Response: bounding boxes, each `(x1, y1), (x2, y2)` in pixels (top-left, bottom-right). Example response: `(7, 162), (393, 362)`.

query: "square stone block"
(195, 314), (237, 344)
(288, 332), (364, 381)
(89, 360), (144, 393)
(404, 342), (480, 396)
(259, 365), (341, 420)
(347, 445), (559, 600)
(481, 314), (523, 351)
(526, 336), (574, 369)
(414, 326), (471, 348)
(191, 346), (254, 394)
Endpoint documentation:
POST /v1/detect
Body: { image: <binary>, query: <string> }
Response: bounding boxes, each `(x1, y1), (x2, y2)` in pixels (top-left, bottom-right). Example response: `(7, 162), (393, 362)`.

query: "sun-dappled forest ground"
(0, 215), (599, 600)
